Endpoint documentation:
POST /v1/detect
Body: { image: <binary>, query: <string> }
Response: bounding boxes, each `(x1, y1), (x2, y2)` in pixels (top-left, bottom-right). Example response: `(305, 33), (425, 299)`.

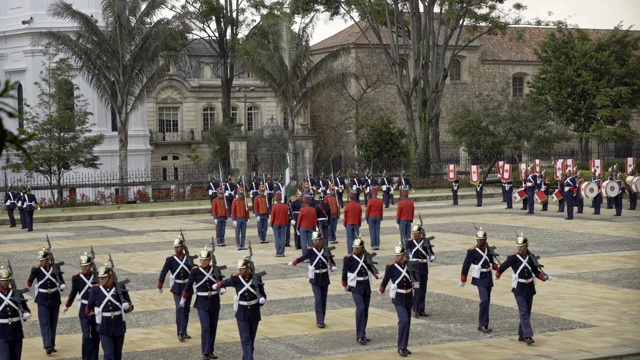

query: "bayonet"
(89, 246), (99, 282)
(45, 235), (65, 286)
(107, 254), (130, 305)
(210, 236), (227, 279)
(179, 229), (197, 268)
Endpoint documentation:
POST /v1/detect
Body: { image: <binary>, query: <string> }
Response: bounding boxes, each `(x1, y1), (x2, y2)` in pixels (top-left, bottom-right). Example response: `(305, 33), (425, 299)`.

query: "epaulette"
(191, 265), (199, 270)
(34, 265), (41, 269)
(387, 261), (394, 266)
(346, 254), (353, 257)
(468, 246), (475, 251)
(231, 272), (240, 276)
(509, 253), (517, 256)
(91, 284), (100, 287)
(73, 272), (81, 276)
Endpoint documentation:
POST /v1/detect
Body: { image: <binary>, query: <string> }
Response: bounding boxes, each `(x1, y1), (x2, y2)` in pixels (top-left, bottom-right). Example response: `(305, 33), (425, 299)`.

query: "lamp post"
(236, 87), (255, 134)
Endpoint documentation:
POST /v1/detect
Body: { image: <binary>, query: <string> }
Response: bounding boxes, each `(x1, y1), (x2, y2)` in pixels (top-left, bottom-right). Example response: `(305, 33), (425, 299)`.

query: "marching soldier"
(459, 228), (499, 333)
(539, 170), (549, 212)
(557, 172), (566, 213)
(341, 238), (381, 345)
(288, 231), (337, 328)
(592, 170), (603, 215)
(249, 175), (261, 210)
(63, 252), (100, 360)
(4, 186), (18, 227)
(525, 166), (537, 214)
(504, 178), (514, 209)
(614, 173), (624, 216)
(215, 256), (267, 360)
(363, 171), (378, 207)
(380, 170), (394, 208)
(575, 172), (585, 214)
(27, 248), (66, 355)
(317, 173), (329, 201)
(21, 187), (38, 231)
(231, 190), (250, 250)
(407, 225), (435, 318)
(206, 177), (219, 209)
(563, 169), (577, 220)
(0, 266), (32, 360)
(475, 169), (484, 207)
(157, 238), (193, 341)
(181, 247), (225, 360)
(270, 191), (290, 257)
(254, 186), (270, 244)
(223, 176), (236, 211)
(324, 187), (341, 245)
(379, 245), (414, 357)
(629, 166), (638, 210)
(495, 234), (551, 345)
(289, 192), (302, 250)
(212, 187), (228, 246)
(85, 263), (134, 360)
(365, 185), (383, 250)
(275, 175), (286, 203)
(519, 169), (528, 211)
(397, 171), (412, 193)
(315, 190), (332, 247)
(343, 189), (362, 254)
(606, 166), (617, 209)
(351, 172), (363, 204)
(396, 186), (414, 247)
(265, 176), (275, 211)
(452, 175), (460, 206)
(296, 194), (317, 257)
(17, 187), (26, 230)
(334, 170), (346, 208)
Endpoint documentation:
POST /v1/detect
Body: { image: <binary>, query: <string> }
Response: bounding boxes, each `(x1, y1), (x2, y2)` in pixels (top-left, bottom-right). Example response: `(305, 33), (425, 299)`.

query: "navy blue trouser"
(216, 217), (226, 245)
(100, 333), (125, 360)
(526, 188), (535, 214)
(18, 208), (26, 228)
(7, 207), (16, 227)
(412, 272), (428, 314)
(515, 293), (534, 338)
(564, 191), (574, 219)
(79, 305), (100, 360)
(593, 194), (602, 214)
(37, 303), (59, 349)
(25, 209), (34, 230)
(383, 191), (391, 207)
(237, 319), (259, 360)
(394, 303), (412, 350)
(197, 307), (219, 356)
(312, 284), (328, 325)
(452, 189), (458, 205)
(0, 337), (23, 360)
(173, 292), (192, 336)
(477, 285), (492, 327)
(352, 292), (371, 338)
(368, 217), (381, 248)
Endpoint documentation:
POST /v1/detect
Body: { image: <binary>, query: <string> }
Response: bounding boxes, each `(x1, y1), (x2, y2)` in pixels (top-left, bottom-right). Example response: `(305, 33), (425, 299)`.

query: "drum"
(381, 185), (387, 191)
(632, 177), (640, 193)
(551, 189), (563, 203)
(601, 180), (620, 198)
(580, 181), (599, 199)
(626, 176), (635, 186)
(534, 190), (547, 204)
(513, 189), (527, 201)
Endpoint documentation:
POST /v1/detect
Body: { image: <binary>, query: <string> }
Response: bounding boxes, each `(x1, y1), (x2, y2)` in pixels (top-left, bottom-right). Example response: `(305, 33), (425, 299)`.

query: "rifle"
(247, 240), (266, 293)
(242, 175), (249, 211)
(356, 231), (378, 274)
(45, 235), (65, 287)
(89, 246), (99, 282)
(417, 214), (435, 256)
(210, 236), (228, 279)
(107, 254), (131, 305)
(7, 260), (29, 325)
(179, 229), (197, 268)
(528, 251), (547, 276)
(403, 238), (416, 284)
(486, 244), (502, 264)
(218, 163), (228, 211)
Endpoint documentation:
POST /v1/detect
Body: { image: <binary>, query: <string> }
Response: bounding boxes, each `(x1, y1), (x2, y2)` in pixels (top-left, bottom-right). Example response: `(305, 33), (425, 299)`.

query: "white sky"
(310, 0), (640, 44)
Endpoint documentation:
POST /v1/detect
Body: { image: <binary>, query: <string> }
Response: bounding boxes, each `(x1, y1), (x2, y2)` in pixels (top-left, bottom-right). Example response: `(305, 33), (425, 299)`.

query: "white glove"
(458, 281), (465, 288)
(331, 266), (337, 272)
(256, 215), (261, 221)
(179, 298), (186, 308)
(37, 207), (41, 212)
(233, 220), (237, 227)
(395, 223), (400, 230)
(219, 287), (227, 295)
(291, 220), (296, 225)
(545, 275), (553, 281)
(62, 306), (69, 313)
(22, 312), (31, 320)
(375, 273), (382, 280)
(288, 261), (294, 266)
(413, 282), (420, 289)
(343, 286), (348, 292)
(429, 255), (436, 262)
(258, 297), (266, 305)
(122, 302), (131, 311)
(157, 288), (163, 295)
(59, 284), (66, 291)
(247, 220), (250, 225)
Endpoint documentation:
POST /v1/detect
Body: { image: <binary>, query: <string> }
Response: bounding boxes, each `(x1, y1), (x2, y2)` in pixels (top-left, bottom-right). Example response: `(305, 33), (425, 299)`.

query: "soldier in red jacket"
(296, 194), (317, 257)
(396, 186), (414, 246)
(231, 190), (250, 250)
(365, 186), (383, 250)
(344, 189), (362, 254)
(324, 187), (341, 244)
(211, 187), (228, 246)
(270, 191), (290, 257)
(254, 186), (270, 244)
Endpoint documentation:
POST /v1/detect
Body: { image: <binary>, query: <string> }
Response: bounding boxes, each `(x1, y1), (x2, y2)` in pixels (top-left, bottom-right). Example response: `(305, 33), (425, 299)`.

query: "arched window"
(512, 75), (525, 97)
(283, 111), (289, 131)
(17, 83), (24, 129)
(247, 106), (259, 132)
(158, 107), (179, 133)
(59, 79), (74, 112)
(111, 106), (118, 132)
(450, 59), (461, 81)
(203, 106), (215, 132)
(231, 106), (238, 124)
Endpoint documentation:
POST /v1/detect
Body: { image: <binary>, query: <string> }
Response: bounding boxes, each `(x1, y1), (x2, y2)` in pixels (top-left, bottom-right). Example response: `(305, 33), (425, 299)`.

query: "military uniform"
(27, 249), (66, 354)
(592, 173), (603, 215)
(563, 173), (577, 220)
(379, 246), (414, 357)
(452, 178), (460, 206)
(157, 240), (193, 341)
(64, 254), (100, 360)
(557, 174), (565, 213)
(314, 197), (332, 247)
(333, 171), (346, 208)
(265, 177), (275, 211)
(249, 177), (261, 210)
(525, 170), (537, 214)
(4, 188), (18, 227)
(539, 173), (549, 211)
(406, 228), (435, 318)
(289, 234), (336, 327)
(395, 188), (414, 247)
(365, 186), (383, 250)
(17, 188), (26, 229)
(254, 189), (270, 244)
(289, 196), (302, 249)
(20, 190), (38, 231)
(475, 179), (484, 207)
(575, 174), (585, 214)
(343, 191), (362, 254)
(223, 177), (236, 211)
(297, 195), (317, 257)
(270, 192), (290, 257)
(206, 178), (220, 207)
(341, 240), (380, 344)
(232, 193), (250, 250)
(628, 168), (638, 210)
(363, 173), (378, 207)
(0, 266), (32, 360)
(182, 248), (224, 359)
(324, 189), (341, 244)
(613, 175), (624, 216)
(380, 172), (394, 208)
(504, 180), (514, 209)
(211, 189), (228, 246)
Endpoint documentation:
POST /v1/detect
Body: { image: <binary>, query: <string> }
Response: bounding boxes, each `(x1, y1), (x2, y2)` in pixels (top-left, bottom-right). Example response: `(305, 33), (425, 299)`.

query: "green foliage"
(7, 44), (105, 203)
(206, 121), (233, 169)
(0, 80), (33, 160)
(529, 24), (640, 151)
(449, 92), (569, 177)
(356, 113), (409, 165)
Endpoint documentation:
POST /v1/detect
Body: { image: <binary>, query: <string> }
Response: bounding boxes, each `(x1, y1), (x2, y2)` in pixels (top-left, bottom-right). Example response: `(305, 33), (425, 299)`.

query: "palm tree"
(41, 0), (186, 190)
(238, 12), (353, 182)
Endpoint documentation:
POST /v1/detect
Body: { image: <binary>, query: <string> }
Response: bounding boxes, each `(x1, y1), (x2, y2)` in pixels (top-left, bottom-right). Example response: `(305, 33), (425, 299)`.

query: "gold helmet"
(97, 263), (112, 278)
(173, 238), (185, 248)
(80, 252), (93, 266)
(312, 231), (323, 240)
(198, 246), (211, 260)
(394, 244), (406, 256)
(353, 238), (364, 248)
(0, 266), (11, 281)
(237, 255), (253, 269)
(516, 233), (528, 247)
(476, 227), (487, 240)
(37, 248), (50, 261)
(412, 225), (422, 234)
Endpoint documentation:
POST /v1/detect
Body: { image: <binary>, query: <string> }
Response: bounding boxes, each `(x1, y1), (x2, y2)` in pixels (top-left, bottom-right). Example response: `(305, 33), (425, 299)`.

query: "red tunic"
(231, 199), (249, 220)
(212, 197), (228, 218)
(396, 199), (414, 221)
(254, 195), (269, 215)
(324, 195), (341, 217)
(344, 201), (362, 226)
(297, 205), (317, 229)
(270, 203), (290, 226)
(366, 197), (383, 219)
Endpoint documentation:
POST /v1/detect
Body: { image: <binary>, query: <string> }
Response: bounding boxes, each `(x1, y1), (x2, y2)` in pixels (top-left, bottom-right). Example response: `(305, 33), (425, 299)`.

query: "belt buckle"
(8, 317), (12, 324)
(48, 288), (51, 294)
(111, 311), (115, 318)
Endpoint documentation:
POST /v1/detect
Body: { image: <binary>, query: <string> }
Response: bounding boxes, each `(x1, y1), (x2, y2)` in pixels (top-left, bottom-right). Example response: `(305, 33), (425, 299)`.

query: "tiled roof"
(311, 21), (392, 51)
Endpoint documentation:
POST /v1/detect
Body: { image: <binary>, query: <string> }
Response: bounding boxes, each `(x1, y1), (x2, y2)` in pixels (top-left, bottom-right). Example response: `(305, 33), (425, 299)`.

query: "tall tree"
(8, 44), (105, 203)
(237, 10), (353, 182)
(356, 113), (409, 172)
(529, 24), (640, 160)
(41, 0), (187, 190)
(449, 90), (568, 178)
(291, 0), (524, 176)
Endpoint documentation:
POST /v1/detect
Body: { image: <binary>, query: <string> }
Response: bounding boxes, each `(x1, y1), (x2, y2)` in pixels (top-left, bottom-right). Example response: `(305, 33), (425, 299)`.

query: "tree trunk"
(580, 137), (590, 162)
(429, 110), (441, 165)
(118, 110), (129, 200)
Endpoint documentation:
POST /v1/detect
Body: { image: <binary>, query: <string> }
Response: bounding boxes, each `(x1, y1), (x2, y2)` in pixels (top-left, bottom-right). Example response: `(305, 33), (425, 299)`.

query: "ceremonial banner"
(447, 164), (457, 181)
(590, 159), (602, 175)
(497, 161), (505, 176)
(284, 153), (291, 203)
(554, 159), (564, 180)
(519, 163), (527, 182)
(501, 164), (513, 182)
(470, 165), (481, 185)
(565, 158), (575, 173)
(534, 159), (541, 174)
(626, 157), (636, 174)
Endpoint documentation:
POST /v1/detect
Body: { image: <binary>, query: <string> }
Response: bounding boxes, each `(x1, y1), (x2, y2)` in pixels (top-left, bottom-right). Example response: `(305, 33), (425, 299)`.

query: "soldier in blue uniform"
(341, 238), (381, 344)
(157, 238), (193, 341)
(380, 170), (394, 208)
(316, 173), (329, 202)
(27, 248), (66, 355)
(216, 256), (266, 360)
(556, 172), (565, 213)
(21, 188), (38, 231)
(504, 180), (514, 209)
(224, 176), (236, 210)
(397, 171), (412, 193)
(4, 186), (18, 227)
(379, 245), (415, 357)
(206, 177), (219, 208)
(496, 234), (551, 345)
(289, 192), (302, 250)
(85, 263), (133, 360)
(264, 176), (275, 211)
(539, 170), (549, 211)
(613, 173), (624, 216)
(606, 166), (615, 209)
(17, 187), (27, 230)
(459, 228), (499, 333)
(0, 266), (32, 360)
(628, 167), (637, 210)
(475, 170), (484, 207)
(592, 170), (603, 215)
(314, 194), (332, 247)
(363, 171), (375, 206)
(181, 246), (225, 360)
(63, 252), (100, 360)
(525, 166), (537, 214)
(351, 173), (363, 204)
(334, 170), (346, 208)
(452, 175), (460, 206)
(249, 175), (261, 210)
(288, 231), (336, 328)
(563, 170), (577, 220)
(406, 225), (435, 318)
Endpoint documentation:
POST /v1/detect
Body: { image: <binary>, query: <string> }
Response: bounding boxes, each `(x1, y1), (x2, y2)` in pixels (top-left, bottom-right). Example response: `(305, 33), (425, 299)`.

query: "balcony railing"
(149, 130), (202, 143)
